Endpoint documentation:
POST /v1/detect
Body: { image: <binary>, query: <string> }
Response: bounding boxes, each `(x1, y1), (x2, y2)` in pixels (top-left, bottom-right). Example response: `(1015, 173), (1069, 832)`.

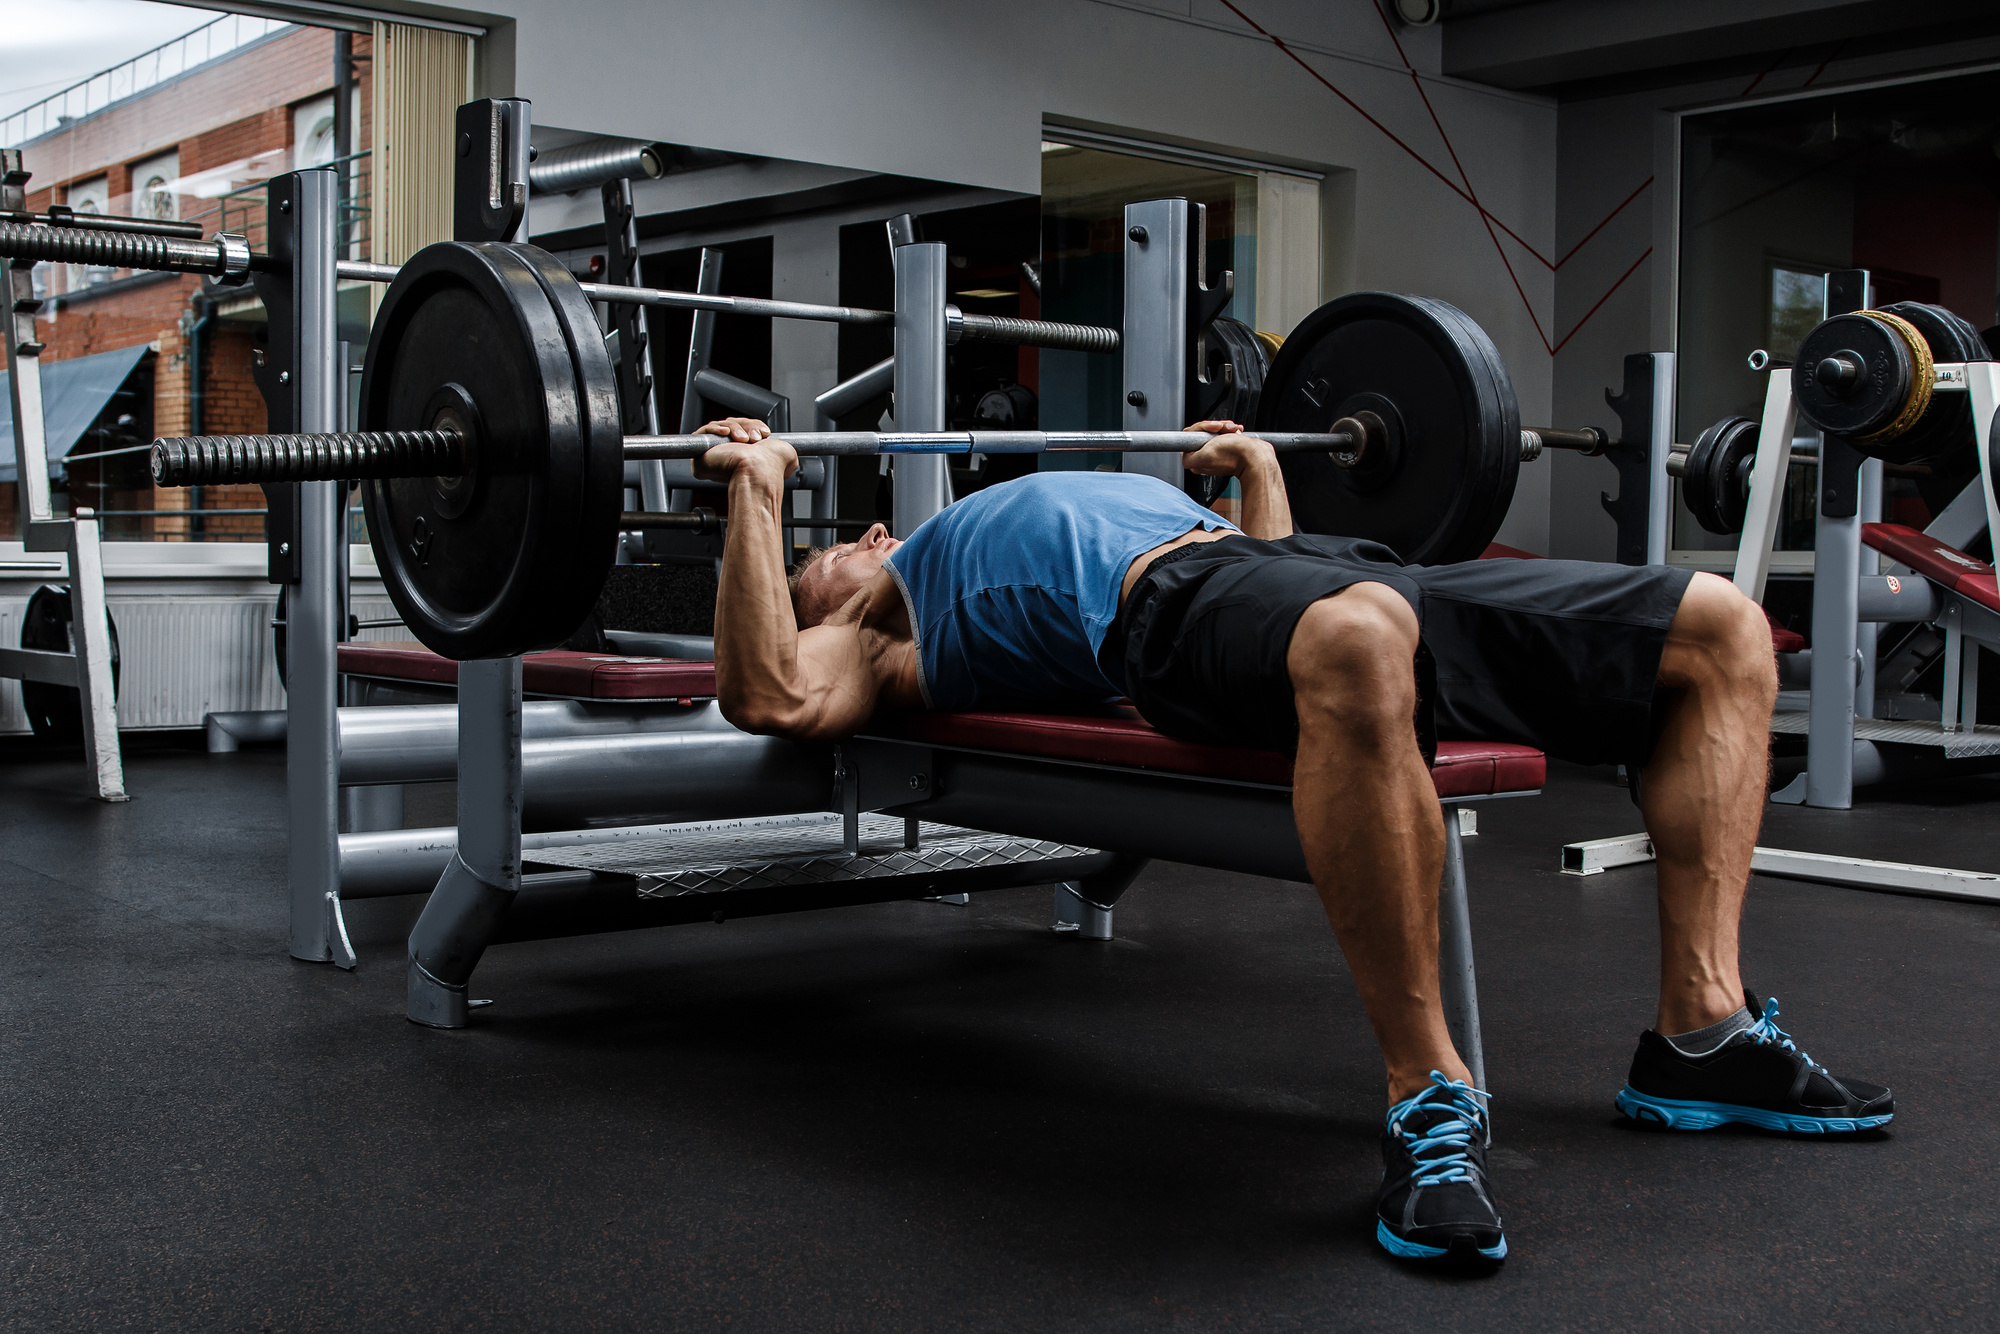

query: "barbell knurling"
(150, 430), (466, 487)
(0, 221), (234, 276)
(954, 312), (1120, 354)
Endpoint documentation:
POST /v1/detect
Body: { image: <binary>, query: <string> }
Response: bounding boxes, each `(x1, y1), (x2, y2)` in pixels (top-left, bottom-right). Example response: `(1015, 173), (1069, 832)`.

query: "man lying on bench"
(692, 414), (1892, 1265)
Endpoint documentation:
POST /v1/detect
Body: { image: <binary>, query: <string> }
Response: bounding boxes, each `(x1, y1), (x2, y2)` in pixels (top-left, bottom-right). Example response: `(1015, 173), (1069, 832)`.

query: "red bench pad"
(866, 708), (1544, 798)
(1862, 523), (2000, 613)
(336, 641), (718, 700)
(1766, 611), (1805, 653)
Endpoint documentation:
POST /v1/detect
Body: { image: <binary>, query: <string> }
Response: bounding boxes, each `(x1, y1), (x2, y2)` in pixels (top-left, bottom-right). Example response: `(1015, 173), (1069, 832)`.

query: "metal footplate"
(1769, 710), (2000, 758)
(523, 813), (1106, 899)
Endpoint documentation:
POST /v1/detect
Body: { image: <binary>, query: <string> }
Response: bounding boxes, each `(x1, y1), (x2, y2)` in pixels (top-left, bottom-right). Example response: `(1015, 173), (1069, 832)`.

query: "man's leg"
(1290, 581), (1505, 1262)
(1638, 572), (1776, 1035)
(1287, 582), (1469, 1103)
(1622, 572), (1893, 1132)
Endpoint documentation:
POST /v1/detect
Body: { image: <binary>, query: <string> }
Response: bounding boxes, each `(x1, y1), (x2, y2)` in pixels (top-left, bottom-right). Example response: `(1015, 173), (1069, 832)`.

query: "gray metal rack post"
(891, 238), (951, 535)
(275, 170), (345, 962)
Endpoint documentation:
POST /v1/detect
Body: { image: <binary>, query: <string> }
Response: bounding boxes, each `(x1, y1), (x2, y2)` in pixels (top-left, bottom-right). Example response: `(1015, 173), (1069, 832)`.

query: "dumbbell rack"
(0, 150), (125, 801)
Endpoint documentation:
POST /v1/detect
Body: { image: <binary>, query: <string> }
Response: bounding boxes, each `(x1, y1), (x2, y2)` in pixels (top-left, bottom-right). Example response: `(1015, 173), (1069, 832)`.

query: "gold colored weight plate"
(1853, 309), (1933, 448)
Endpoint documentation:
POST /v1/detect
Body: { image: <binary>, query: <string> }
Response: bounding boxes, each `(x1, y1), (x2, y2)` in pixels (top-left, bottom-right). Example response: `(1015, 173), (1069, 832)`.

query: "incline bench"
(327, 640), (1543, 1086)
(1860, 522), (2000, 738)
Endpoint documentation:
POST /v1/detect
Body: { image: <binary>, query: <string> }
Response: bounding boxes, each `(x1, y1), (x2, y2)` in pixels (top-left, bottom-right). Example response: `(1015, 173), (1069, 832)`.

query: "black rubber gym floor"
(4, 737), (1996, 1331)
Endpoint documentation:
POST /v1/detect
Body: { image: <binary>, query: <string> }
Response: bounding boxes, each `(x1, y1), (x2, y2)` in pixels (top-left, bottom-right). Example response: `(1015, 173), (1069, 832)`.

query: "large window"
(1676, 68), (2000, 565)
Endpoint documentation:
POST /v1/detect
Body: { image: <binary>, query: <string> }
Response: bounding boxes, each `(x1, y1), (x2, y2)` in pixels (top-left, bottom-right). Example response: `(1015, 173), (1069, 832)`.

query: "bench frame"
(847, 732), (1534, 1091)
(375, 656), (1536, 1102)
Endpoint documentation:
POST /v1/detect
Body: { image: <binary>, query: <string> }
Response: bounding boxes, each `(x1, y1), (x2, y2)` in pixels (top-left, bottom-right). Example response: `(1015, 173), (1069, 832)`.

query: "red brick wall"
(201, 330), (269, 435)
(13, 25), (374, 542)
(38, 274), (193, 363)
(20, 27), (340, 195)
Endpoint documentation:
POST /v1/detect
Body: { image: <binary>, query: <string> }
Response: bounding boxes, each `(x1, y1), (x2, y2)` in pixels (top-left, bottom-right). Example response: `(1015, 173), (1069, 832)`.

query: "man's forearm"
(712, 467), (807, 727)
(1237, 457), (1295, 540)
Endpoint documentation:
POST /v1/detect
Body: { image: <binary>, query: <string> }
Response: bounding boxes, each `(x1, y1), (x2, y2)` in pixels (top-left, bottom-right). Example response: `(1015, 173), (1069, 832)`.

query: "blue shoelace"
(1744, 996), (1822, 1070)
(1387, 1071), (1492, 1187)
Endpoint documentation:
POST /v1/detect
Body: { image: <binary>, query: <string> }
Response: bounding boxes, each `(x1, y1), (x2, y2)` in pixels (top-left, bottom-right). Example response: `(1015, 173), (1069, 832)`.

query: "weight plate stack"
(1187, 317), (1269, 508)
(1257, 292), (1520, 565)
(1871, 302), (1989, 468)
(1681, 415), (1760, 535)
(1793, 303), (1991, 466)
(1792, 310), (1922, 447)
(1197, 317), (1269, 426)
(359, 241), (623, 660)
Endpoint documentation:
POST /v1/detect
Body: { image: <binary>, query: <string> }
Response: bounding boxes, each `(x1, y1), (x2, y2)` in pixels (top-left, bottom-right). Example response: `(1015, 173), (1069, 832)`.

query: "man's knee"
(1664, 573), (1777, 700)
(1288, 583), (1421, 735)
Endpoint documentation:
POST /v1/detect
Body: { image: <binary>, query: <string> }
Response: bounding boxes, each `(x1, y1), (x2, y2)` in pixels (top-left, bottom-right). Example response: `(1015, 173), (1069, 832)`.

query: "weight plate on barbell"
(1186, 317), (1269, 508)
(1197, 316), (1269, 427)
(1865, 302), (1989, 467)
(1792, 311), (1917, 444)
(1681, 415), (1760, 536)
(1257, 292), (1519, 565)
(359, 241), (623, 660)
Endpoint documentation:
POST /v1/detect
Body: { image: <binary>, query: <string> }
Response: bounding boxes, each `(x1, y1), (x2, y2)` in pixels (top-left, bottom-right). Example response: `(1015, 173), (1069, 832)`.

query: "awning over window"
(0, 343), (152, 484)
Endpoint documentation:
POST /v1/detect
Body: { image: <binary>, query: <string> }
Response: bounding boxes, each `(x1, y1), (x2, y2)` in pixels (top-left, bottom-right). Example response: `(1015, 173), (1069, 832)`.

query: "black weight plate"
(510, 241), (626, 637)
(1869, 301), (1988, 467)
(1187, 317), (1269, 508)
(1792, 312), (1914, 442)
(1682, 415), (1759, 535)
(360, 241), (620, 659)
(1257, 292), (1519, 565)
(1438, 302), (1522, 562)
(20, 584), (119, 742)
(1197, 317), (1269, 426)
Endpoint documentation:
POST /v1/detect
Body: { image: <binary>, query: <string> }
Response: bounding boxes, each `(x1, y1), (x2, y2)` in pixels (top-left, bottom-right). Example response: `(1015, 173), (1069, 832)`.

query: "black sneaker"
(1616, 994), (1893, 1133)
(1375, 1071), (1507, 1262)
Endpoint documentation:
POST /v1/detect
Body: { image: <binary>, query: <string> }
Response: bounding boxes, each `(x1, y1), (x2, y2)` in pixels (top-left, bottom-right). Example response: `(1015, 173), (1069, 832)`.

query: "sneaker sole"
(1375, 1219), (1508, 1261)
(1616, 1086), (1892, 1133)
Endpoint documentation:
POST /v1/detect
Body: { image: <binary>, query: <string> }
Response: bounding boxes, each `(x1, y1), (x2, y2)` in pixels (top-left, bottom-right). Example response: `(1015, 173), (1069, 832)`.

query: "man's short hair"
(788, 545), (832, 626)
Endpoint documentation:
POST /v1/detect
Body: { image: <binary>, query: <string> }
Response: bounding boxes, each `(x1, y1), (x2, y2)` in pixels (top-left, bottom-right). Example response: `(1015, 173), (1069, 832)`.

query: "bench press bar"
(149, 424), (1597, 486)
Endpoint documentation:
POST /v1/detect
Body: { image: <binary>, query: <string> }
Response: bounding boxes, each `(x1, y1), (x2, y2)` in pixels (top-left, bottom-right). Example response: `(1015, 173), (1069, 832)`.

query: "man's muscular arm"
(696, 418), (890, 740)
(1183, 419), (1294, 540)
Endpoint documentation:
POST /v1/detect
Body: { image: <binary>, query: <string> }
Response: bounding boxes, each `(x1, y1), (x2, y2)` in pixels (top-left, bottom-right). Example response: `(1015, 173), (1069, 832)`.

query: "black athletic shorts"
(1102, 533), (1697, 768)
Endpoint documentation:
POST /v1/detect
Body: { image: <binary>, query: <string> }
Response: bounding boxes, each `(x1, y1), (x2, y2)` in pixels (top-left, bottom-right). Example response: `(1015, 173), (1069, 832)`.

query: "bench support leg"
(1437, 806), (1486, 1095)
(1052, 855), (1148, 941)
(407, 657), (522, 1027)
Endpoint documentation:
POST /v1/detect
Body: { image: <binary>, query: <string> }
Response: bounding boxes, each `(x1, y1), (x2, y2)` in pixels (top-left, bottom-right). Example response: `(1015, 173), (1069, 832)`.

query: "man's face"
(798, 522), (900, 625)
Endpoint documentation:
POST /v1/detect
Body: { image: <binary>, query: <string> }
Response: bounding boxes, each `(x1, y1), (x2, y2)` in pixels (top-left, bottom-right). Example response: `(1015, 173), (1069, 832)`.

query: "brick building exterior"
(6, 23), (371, 540)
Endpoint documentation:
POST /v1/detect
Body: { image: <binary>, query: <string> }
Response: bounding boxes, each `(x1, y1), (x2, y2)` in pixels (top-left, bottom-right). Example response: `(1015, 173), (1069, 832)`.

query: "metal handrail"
(0, 14), (290, 149)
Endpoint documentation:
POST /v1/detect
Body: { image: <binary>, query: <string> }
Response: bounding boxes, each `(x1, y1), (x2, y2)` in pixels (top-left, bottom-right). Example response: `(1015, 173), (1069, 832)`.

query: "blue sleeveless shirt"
(883, 471), (1235, 709)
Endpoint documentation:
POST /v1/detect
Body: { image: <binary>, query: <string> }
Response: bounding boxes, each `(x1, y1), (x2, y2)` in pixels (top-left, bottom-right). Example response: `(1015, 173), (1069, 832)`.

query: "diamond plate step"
(1770, 710), (2000, 758)
(524, 812), (1101, 898)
